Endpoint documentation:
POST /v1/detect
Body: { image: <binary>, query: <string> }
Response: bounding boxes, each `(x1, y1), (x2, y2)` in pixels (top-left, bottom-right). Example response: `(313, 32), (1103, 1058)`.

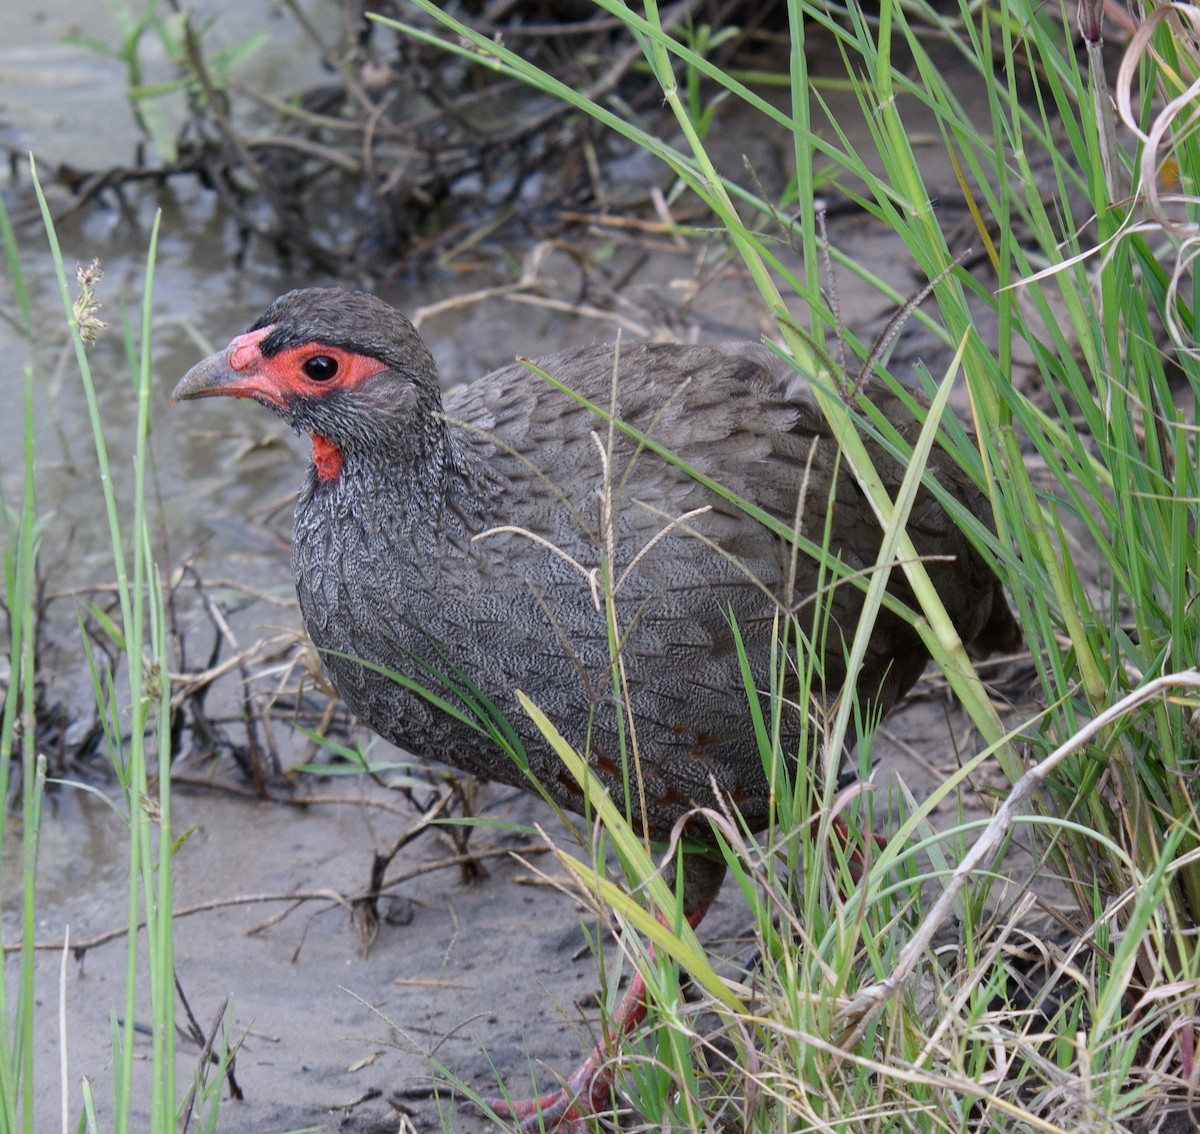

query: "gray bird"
(174, 287), (1016, 1129)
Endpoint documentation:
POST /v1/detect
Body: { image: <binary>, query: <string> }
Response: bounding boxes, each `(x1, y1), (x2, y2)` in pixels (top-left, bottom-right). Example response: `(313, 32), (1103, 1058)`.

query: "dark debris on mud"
(5, 0), (793, 272)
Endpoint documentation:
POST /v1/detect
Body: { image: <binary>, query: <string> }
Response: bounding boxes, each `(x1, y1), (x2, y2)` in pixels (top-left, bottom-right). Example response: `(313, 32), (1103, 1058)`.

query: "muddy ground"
(31, 682), (1013, 1134)
(0, 3), (1043, 1132)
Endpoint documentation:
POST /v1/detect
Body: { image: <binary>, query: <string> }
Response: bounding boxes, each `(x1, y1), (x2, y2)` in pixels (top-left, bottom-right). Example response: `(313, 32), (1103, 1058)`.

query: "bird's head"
(172, 288), (442, 480)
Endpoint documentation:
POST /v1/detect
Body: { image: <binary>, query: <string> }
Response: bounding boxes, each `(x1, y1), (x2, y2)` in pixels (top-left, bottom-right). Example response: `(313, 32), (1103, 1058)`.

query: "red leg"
(478, 816), (881, 1130)
(483, 904), (709, 1132)
(829, 812), (888, 884)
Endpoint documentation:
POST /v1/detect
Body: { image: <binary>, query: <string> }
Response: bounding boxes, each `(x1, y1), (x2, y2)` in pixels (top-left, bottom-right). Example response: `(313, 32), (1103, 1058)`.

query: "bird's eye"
(302, 355), (338, 382)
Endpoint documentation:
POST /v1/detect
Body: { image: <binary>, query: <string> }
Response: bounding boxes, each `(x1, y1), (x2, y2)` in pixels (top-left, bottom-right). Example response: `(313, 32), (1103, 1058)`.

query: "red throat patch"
(311, 434), (344, 480)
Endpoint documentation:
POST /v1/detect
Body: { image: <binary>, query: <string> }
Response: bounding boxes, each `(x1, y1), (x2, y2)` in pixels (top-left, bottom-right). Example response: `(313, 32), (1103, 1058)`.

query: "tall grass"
(0, 188), (46, 1134)
(0, 178), (229, 1131)
(377, 1), (1200, 1129)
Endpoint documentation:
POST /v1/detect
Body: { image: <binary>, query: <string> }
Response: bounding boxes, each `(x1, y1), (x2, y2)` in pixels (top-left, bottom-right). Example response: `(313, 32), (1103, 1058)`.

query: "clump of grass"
(0, 180), (234, 1131)
(0, 187), (48, 1134)
(376, 0), (1200, 1129)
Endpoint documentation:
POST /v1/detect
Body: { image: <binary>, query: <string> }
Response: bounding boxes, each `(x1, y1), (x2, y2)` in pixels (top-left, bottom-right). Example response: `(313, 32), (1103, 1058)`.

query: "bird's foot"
(482, 904), (710, 1131)
(483, 1052), (612, 1132)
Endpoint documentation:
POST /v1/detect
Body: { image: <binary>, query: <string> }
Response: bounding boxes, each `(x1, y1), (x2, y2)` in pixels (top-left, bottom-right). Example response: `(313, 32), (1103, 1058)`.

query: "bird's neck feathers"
(298, 376), (456, 486)
(302, 407), (477, 525)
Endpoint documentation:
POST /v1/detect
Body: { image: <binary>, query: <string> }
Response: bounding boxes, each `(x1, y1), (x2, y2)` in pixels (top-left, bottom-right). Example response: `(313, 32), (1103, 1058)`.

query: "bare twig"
(835, 669), (1200, 1047)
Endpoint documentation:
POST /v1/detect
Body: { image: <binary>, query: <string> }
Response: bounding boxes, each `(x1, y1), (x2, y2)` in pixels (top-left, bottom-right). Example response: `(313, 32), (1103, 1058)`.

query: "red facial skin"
(173, 323), (388, 480)
(309, 435), (345, 480)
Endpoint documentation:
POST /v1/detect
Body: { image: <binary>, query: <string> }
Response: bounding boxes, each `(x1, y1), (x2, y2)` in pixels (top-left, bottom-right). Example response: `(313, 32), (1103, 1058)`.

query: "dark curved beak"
(171, 324), (278, 404)
(171, 349), (238, 402)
